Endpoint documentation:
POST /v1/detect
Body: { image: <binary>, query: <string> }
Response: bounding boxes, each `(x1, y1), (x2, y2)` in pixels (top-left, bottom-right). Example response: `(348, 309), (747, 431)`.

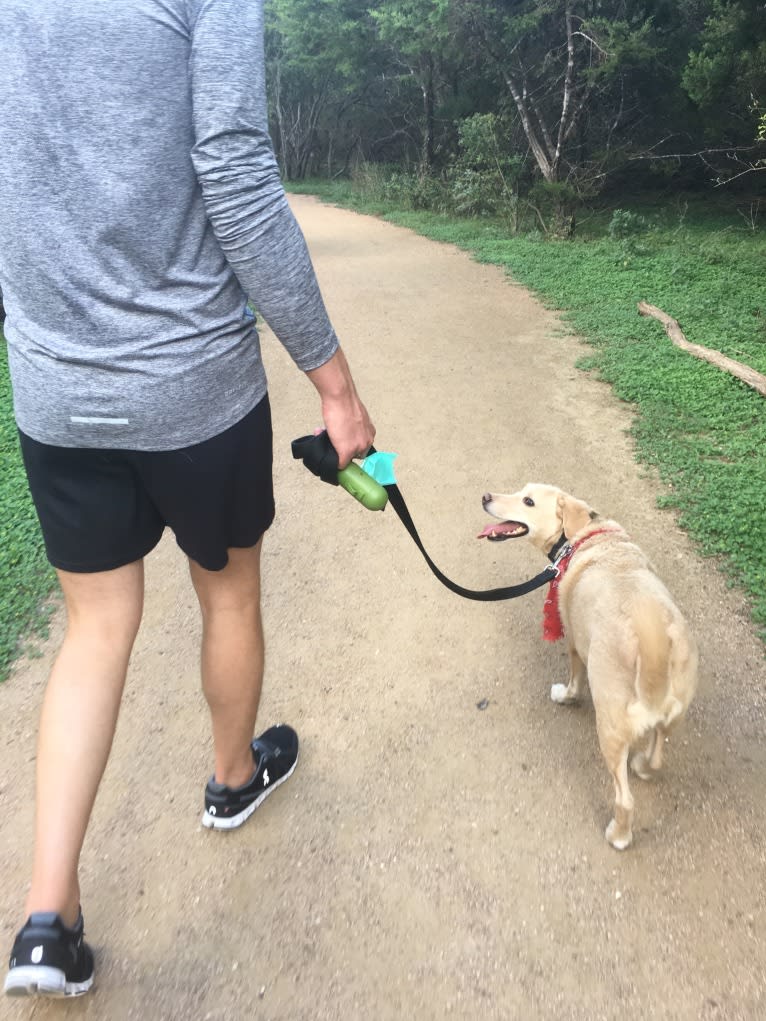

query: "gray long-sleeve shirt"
(0, 0), (339, 449)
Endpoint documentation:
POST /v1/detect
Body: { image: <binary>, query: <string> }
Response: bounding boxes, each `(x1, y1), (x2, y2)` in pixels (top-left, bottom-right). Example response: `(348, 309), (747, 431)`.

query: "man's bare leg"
(188, 541), (265, 789)
(24, 561), (144, 927)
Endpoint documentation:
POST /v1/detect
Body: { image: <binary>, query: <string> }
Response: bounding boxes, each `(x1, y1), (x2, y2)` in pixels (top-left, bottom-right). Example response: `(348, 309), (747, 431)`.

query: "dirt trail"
(2, 195), (765, 1020)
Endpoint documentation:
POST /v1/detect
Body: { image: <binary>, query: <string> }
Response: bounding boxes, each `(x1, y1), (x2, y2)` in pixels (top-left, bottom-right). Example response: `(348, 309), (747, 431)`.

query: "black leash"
(383, 480), (557, 601)
(292, 434), (557, 602)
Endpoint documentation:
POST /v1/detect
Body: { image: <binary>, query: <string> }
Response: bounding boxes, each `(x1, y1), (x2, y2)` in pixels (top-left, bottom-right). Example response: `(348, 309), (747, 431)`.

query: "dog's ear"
(558, 493), (594, 538)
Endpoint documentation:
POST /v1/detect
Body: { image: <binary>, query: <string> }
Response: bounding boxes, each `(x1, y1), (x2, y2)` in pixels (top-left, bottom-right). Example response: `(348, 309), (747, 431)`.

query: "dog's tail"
(628, 594), (684, 731)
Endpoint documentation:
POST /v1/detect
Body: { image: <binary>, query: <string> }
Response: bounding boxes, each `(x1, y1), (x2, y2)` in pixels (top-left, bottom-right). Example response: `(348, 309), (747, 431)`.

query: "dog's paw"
(630, 752), (654, 781)
(550, 683), (578, 704)
(605, 819), (633, 850)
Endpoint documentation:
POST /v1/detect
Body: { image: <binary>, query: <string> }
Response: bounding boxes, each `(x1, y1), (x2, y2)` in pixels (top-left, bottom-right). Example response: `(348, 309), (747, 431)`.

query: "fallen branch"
(637, 301), (766, 398)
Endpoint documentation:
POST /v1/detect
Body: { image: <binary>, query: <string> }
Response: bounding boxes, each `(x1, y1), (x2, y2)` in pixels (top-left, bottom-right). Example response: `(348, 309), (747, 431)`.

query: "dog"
(478, 483), (698, 849)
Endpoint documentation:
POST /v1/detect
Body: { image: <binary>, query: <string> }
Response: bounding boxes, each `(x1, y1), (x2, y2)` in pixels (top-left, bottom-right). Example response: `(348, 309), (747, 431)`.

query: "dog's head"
(478, 483), (596, 556)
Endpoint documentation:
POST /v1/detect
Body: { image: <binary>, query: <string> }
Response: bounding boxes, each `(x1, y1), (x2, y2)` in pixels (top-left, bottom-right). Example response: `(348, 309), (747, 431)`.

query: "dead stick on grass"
(637, 301), (766, 398)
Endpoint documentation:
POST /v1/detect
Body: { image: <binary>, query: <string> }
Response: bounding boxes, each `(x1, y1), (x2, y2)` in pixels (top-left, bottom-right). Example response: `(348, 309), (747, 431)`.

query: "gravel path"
(2, 195), (765, 1020)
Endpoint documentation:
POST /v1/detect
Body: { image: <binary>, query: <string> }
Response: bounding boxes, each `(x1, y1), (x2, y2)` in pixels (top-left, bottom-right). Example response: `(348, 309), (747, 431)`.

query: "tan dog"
(479, 483), (698, 849)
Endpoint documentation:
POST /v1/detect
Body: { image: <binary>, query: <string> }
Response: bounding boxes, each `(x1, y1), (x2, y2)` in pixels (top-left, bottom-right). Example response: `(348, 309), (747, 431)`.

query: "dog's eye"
(523, 496), (535, 507)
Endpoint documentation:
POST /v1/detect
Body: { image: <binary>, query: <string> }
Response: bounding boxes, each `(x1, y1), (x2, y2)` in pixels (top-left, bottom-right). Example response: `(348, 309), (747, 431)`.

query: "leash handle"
(291, 431), (341, 484)
(291, 433), (388, 510)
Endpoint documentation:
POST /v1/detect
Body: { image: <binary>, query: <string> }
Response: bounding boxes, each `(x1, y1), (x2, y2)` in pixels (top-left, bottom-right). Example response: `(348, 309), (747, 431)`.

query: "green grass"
(290, 179), (766, 642)
(0, 337), (57, 681)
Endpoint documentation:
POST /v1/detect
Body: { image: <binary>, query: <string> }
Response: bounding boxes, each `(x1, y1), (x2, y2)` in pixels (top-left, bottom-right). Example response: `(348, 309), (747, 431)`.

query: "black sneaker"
(202, 724), (299, 830)
(4, 911), (94, 998)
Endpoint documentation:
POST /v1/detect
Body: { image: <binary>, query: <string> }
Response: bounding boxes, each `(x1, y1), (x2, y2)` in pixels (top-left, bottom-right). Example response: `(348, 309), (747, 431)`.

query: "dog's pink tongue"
(476, 522), (517, 539)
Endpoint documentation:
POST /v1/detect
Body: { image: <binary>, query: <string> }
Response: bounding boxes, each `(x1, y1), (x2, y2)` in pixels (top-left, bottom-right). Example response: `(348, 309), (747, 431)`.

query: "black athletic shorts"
(18, 395), (275, 573)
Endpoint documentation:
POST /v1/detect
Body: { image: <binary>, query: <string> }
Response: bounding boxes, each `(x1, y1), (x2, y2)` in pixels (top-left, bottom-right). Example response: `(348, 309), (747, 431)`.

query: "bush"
(449, 114), (522, 229)
(527, 180), (580, 236)
(350, 161), (394, 203)
(608, 208), (649, 240)
(381, 170), (451, 212)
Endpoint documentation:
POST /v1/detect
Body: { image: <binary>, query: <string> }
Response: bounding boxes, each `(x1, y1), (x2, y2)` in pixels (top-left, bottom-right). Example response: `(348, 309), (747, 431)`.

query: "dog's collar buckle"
(549, 527), (625, 577)
(550, 542), (573, 575)
(547, 532), (570, 567)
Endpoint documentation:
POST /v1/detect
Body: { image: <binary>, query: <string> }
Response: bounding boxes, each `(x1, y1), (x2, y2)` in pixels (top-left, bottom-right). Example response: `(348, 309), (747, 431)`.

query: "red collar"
(542, 528), (623, 641)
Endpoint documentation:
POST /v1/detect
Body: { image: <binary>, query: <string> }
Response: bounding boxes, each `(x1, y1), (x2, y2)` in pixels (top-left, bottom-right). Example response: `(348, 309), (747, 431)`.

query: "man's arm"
(187, 0), (373, 463)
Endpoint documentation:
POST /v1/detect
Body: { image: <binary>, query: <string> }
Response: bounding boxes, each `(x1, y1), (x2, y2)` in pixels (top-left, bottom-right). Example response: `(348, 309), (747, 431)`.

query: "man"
(0, 0), (375, 998)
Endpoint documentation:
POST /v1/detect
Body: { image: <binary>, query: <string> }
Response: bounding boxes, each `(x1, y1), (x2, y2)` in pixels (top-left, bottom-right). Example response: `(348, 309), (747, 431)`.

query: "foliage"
(265, 0), (383, 179)
(0, 339), (56, 682)
(290, 179), (766, 642)
(266, 0), (766, 204)
(606, 208), (656, 258)
(456, 0), (665, 190)
(449, 114), (523, 226)
(526, 180), (582, 236)
(682, 0), (766, 144)
(370, 0), (454, 167)
(607, 209), (649, 240)
(381, 169), (452, 211)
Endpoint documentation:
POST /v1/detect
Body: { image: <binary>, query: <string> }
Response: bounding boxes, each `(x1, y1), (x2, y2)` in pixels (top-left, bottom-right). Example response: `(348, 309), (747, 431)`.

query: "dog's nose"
(482, 493), (492, 507)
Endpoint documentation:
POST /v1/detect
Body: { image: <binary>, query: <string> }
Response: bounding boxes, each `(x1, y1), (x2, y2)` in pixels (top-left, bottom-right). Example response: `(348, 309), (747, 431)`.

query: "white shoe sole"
(201, 754), (298, 831)
(4, 964), (93, 998)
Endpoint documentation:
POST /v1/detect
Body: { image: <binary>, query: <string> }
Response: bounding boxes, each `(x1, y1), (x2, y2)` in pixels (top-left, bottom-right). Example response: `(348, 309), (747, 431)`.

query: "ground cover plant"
(0, 337), (56, 682)
(290, 178), (766, 641)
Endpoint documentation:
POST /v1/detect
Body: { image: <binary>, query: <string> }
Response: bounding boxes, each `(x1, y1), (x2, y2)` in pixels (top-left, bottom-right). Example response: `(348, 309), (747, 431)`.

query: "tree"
(263, 0), (764, 203)
(456, 1), (680, 229)
(265, 0), (380, 178)
(370, 0), (454, 171)
(678, 0), (766, 181)
(683, 0), (766, 144)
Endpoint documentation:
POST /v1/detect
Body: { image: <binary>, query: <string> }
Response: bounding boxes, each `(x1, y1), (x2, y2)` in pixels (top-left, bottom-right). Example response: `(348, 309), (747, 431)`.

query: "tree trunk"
(552, 202), (576, 238)
(421, 53), (435, 172)
(505, 73), (552, 181)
